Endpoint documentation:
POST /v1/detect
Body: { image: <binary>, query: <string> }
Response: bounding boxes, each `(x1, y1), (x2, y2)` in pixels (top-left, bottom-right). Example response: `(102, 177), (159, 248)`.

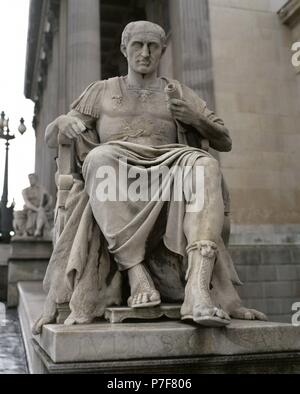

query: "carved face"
(123, 32), (164, 75)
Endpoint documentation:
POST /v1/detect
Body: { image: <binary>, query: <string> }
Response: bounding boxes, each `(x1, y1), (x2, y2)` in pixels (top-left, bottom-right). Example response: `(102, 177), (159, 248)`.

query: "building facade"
(24, 0), (300, 321)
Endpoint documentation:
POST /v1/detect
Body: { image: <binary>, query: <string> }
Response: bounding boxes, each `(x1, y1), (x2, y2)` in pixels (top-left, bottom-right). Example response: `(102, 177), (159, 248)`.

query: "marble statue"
(14, 174), (53, 238)
(33, 21), (266, 334)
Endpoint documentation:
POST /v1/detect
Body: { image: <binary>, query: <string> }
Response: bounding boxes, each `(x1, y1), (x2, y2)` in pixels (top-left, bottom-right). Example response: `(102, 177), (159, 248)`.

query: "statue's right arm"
(45, 111), (96, 148)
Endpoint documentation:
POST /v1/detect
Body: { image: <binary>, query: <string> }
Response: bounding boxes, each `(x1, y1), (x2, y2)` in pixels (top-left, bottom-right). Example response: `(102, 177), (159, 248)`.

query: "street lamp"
(0, 111), (26, 243)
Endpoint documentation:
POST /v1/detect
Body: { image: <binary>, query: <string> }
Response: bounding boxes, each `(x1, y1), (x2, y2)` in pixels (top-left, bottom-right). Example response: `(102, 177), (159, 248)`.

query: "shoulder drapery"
(70, 80), (106, 118)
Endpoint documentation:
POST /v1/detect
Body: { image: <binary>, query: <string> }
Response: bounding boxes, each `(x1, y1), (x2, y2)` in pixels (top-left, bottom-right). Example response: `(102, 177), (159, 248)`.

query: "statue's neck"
(126, 69), (160, 90)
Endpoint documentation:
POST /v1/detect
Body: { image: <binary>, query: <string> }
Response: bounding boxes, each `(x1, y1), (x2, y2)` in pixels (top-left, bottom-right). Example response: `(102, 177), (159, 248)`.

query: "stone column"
(58, 0), (68, 114)
(67, 0), (101, 104)
(169, 0), (215, 109)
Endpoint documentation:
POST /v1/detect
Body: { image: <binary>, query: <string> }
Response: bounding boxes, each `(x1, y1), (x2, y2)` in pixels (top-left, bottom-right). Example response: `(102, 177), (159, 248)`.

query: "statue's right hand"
(56, 115), (86, 140)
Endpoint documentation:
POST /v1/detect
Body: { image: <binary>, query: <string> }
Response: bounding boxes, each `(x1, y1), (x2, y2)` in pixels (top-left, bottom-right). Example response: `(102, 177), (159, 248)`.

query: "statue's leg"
(25, 210), (36, 237)
(181, 157), (230, 326)
(34, 209), (46, 237)
(83, 144), (161, 309)
(36, 212), (43, 235)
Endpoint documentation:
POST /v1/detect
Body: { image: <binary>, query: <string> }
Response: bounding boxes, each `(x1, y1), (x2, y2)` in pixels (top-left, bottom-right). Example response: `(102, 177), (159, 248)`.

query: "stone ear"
(120, 45), (127, 58)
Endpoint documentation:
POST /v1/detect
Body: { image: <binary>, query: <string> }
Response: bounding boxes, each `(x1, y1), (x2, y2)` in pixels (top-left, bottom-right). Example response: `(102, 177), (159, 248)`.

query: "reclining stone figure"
(33, 21), (266, 334)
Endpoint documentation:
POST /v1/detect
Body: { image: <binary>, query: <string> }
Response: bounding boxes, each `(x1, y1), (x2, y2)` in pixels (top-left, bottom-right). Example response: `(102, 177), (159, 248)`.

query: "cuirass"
(96, 77), (177, 146)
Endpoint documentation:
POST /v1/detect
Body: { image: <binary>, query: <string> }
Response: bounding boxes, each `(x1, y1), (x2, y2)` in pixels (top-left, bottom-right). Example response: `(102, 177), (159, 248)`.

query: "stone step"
(18, 281), (47, 374)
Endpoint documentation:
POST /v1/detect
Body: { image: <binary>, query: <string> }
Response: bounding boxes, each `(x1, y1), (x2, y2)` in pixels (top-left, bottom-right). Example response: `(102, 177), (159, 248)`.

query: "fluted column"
(67, 0), (101, 104)
(169, 0), (215, 109)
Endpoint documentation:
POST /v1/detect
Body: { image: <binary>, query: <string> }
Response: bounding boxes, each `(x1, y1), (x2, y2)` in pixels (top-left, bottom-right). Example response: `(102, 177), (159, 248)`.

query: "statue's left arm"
(168, 85), (232, 152)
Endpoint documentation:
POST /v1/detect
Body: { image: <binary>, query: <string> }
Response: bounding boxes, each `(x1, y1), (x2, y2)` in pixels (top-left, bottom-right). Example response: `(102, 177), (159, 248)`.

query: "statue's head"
(28, 173), (38, 187)
(120, 21), (167, 76)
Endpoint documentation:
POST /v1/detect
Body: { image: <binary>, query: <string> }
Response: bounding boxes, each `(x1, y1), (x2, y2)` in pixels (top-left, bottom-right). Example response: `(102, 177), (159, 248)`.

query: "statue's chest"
(98, 86), (177, 145)
(101, 85), (169, 116)
(26, 188), (40, 202)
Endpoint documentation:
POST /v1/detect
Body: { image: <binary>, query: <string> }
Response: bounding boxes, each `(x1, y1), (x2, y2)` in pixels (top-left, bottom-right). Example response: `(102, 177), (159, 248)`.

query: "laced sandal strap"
(186, 240), (218, 256)
(185, 240), (218, 281)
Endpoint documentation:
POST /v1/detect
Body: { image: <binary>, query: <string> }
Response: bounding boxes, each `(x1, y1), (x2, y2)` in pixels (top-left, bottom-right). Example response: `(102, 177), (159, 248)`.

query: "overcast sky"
(0, 0), (35, 210)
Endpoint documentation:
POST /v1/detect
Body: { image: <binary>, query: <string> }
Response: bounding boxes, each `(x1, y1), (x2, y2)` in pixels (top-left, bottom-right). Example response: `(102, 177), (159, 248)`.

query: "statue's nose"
(141, 43), (150, 58)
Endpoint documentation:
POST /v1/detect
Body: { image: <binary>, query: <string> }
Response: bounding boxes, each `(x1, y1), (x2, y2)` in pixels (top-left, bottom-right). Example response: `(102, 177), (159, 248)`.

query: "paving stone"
(0, 309), (27, 374)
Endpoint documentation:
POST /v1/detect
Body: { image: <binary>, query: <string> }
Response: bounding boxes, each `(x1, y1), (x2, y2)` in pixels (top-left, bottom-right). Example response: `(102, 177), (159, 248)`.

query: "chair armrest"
(57, 132), (73, 176)
(55, 133), (75, 235)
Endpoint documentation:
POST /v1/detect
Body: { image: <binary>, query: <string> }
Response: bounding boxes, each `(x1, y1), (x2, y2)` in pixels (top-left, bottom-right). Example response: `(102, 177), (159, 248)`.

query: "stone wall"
(231, 244), (300, 322)
(209, 0), (300, 231)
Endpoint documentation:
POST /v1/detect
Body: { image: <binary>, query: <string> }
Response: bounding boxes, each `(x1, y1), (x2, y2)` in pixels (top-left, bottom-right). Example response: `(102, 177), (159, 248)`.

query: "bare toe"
(128, 263), (161, 308)
(194, 305), (230, 320)
(142, 293), (148, 304)
(132, 295), (139, 305)
(150, 290), (160, 302)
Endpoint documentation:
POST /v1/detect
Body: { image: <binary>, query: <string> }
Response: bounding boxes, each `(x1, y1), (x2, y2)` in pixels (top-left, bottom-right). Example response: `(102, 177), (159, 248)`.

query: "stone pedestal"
(7, 239), (52, 307)
(56, 304), (181, 324)
(0, 244), (11, 302)
(18, 281), (300, 374)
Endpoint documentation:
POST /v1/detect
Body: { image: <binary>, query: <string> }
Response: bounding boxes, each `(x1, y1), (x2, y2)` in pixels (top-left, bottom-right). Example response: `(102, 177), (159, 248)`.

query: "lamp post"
(0, 111), (26, 243)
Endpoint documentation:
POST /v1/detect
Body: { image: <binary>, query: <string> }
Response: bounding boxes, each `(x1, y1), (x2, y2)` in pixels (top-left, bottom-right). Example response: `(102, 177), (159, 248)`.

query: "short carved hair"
(28, 173), (37, 179)
(121, 21), (167, 48)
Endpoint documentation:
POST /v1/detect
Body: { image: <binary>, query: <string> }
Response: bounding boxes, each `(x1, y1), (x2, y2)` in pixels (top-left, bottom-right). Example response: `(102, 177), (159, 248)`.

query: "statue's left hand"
(168, 98), (199, 126)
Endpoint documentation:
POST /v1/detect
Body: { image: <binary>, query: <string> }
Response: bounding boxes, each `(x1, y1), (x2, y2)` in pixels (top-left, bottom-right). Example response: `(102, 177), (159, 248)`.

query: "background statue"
(13, 210), (27, 237)
(33, 21), (266, 334)
(14, 173), (53, 238)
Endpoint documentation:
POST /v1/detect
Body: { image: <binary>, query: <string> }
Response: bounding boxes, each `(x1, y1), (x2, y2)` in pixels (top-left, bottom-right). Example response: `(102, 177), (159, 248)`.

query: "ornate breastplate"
(96, 77), (177, 146)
